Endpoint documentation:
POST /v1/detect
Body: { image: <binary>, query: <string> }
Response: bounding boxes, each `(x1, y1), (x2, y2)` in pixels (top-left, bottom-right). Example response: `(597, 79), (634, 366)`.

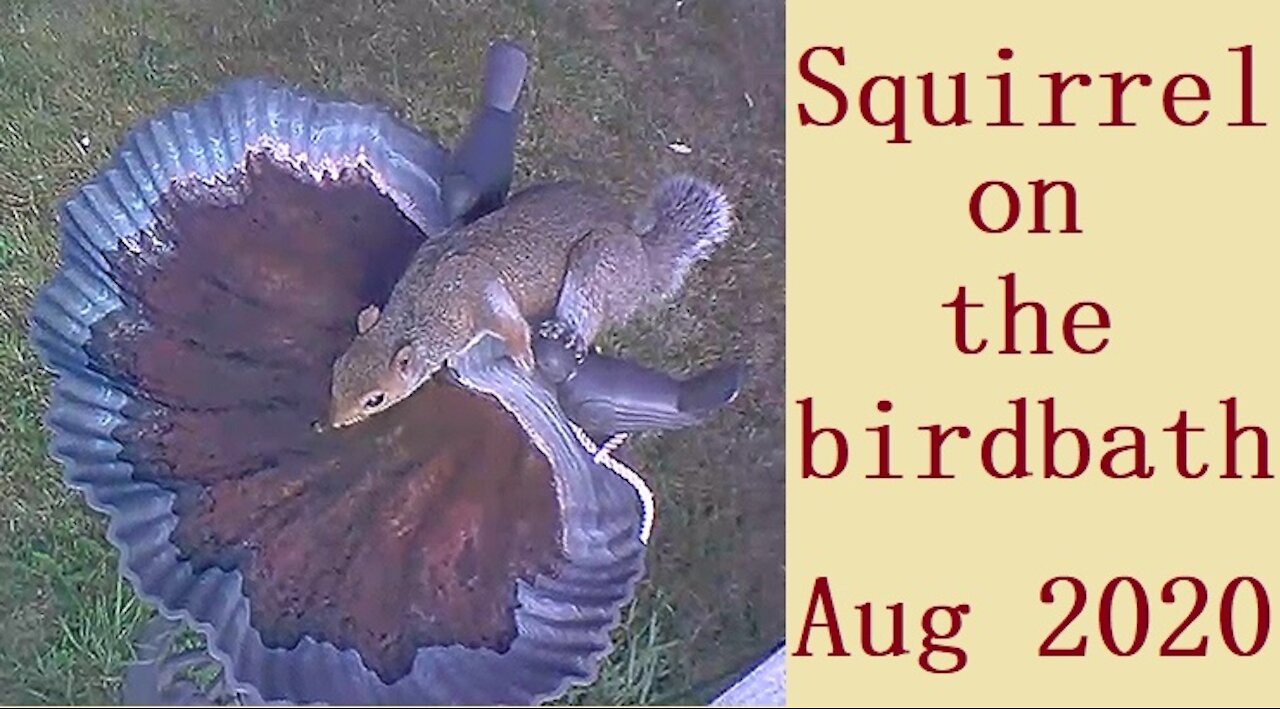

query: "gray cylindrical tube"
(535, 331), (746, 438)
(444, 40), (530, 224)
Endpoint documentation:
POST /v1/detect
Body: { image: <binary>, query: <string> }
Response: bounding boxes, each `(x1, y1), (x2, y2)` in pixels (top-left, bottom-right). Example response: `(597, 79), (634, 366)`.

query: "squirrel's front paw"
(513, 348), (537, 374)
(538, 318), (588, 365)
(501, 336), (537, 375)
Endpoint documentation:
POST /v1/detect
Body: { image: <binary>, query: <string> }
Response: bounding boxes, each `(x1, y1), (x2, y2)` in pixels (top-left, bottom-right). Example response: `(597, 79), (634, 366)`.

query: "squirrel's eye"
(363, 392), (386, 409)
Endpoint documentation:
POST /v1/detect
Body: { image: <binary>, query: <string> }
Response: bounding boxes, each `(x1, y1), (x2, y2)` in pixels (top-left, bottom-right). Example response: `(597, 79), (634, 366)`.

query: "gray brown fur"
(328, 175), (733, 427)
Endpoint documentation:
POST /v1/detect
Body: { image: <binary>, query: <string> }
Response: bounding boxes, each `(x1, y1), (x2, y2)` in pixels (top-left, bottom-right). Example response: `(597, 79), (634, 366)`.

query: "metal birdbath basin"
(27, 45), (656, 705)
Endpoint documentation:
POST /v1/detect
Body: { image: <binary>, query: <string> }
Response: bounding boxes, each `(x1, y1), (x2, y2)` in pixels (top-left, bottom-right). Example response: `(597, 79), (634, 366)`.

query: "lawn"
(0, 0), (784, 703)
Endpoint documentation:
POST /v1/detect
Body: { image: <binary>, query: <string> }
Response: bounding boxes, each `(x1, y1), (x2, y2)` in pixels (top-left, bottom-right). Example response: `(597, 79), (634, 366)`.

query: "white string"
(595, 432), (628, 461)
(568, 423), (654, 545)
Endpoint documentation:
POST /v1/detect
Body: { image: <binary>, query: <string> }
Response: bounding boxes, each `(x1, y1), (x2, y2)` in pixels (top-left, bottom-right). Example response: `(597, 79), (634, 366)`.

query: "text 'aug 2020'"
(795, 575), (1271, 675)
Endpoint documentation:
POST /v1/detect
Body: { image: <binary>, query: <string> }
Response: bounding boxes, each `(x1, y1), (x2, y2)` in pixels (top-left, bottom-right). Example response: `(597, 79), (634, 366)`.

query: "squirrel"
(327, 175), (734, 428)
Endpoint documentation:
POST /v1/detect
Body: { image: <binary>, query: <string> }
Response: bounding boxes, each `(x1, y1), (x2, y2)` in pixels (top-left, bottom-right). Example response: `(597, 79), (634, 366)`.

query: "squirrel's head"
(327, 304), (446, 428)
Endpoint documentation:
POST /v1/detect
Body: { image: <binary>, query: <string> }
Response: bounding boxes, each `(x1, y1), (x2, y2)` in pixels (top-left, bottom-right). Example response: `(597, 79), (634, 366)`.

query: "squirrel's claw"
(508, 340), (537, 375)
(537, 317), (588, 365)
(533, 324), (580, 384)
(515, 351), (537, 374)
(537, 317), (569, 341)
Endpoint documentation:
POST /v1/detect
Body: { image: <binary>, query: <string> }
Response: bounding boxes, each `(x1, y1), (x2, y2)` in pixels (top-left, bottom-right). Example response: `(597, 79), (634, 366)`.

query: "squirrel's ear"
(357, 304), (380, 334)
(393, 344), (414, 376)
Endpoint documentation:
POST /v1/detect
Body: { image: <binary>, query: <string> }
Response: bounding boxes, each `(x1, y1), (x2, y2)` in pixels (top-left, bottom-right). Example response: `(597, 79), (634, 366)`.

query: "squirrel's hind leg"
(553, 227), (651, 352)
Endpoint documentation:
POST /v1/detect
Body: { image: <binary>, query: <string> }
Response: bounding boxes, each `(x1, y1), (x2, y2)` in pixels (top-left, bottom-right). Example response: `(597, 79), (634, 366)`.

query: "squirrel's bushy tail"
(634, 175), (733, 299)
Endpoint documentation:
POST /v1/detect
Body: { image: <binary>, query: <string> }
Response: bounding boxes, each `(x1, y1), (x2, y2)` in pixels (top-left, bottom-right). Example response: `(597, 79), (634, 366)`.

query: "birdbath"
(28, 44), (655, 705)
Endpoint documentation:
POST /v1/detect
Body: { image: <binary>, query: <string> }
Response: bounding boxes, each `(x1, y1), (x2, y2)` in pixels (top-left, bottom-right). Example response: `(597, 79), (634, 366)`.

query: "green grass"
(0, 0), (784, 703)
